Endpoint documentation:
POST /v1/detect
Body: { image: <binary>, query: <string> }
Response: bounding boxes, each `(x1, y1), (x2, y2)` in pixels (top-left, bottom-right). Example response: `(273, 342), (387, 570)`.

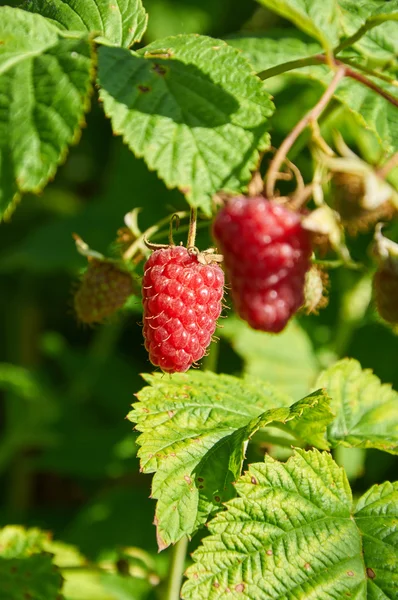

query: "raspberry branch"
(266, 66), (346, 199)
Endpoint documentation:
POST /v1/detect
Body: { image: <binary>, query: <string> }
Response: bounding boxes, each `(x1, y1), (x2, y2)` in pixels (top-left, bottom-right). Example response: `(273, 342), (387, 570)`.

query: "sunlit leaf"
(183, 449), (398, 599)
(98, 35), (274, 214)
(128, 372), (332, 549)
(256, 0), (341, 49)
(317, 358), (398, 454)
(24, 0), (148, 48)
(0, 7), (94, 219)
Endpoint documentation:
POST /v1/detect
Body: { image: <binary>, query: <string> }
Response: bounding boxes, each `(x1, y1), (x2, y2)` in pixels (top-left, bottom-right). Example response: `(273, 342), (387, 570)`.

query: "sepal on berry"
(372, 226), (398, 326)
(303, 265), (329, 315)
(319, 137), (398, 234)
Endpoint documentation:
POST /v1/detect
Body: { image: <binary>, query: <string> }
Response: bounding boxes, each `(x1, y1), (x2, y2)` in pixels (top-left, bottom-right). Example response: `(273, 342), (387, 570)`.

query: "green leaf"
(256, 0), (341, 49)
(316, 358), (398, 454)
(338, 0), (398, 61)
(128, 372), (331, 549)
(221, 317), (318, 399)
(24, 0), (148, 48)
(226, 29), (322, 73)
(0, 7), (95, 219)
(0, 526), (63, 600)
(98, 35), (274, 215)
(355, 481), (398, 597)
(183, 449), (398, 599)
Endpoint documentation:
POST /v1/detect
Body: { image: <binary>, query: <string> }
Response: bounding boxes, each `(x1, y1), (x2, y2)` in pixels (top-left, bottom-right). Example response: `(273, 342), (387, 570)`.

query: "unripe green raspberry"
(74, 259), (134, 324)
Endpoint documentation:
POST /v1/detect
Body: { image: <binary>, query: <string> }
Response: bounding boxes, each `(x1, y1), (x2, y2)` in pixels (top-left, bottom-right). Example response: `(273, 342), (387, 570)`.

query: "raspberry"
(213, 196), (312, 333)
(374, 268), (398, 325)
(74, 259), (134, 324)
(142, 246), (224, 373)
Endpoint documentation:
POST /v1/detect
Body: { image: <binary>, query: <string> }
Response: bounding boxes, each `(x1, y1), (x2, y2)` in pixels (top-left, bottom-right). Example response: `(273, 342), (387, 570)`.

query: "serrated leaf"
(183, 449), (398, 599)
(355, 481), (398, 598)
(0, 7), (95, 219)
(316, 358), (398, 454)
(221, 317), (318, 399)
(128, 372), (331, 549)
(256, 0), (341, 49)
(24, 0), (148, 48)
(98, 35), (274, 215)
(0, 526), (63, 600)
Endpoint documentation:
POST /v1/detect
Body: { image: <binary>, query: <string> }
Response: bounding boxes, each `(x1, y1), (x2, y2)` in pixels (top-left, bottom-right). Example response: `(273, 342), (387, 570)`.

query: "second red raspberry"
(142, 246), (224, 373)
(213, 196), (312, 333)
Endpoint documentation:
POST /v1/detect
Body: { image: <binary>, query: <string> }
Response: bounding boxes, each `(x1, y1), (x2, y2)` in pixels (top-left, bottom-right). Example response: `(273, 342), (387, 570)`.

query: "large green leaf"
(256, 0), (398, 59)
(183, 449), (398, 599)
(0, 7), (94, 219)
(317, 358), (398, 454)
(256, 0), (341, 49)
(0, 526), (63, 600)
(221, 317), (318, 399)
(24, 0), (148, 48)
(98, 35), (274, 215)
(128, 372), (332, 549)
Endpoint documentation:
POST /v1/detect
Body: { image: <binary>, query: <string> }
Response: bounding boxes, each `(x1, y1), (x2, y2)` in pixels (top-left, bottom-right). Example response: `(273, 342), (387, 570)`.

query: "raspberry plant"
(1, 1), (398, 599)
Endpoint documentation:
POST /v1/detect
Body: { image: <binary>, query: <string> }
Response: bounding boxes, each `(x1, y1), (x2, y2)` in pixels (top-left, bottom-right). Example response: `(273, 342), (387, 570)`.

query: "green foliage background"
(0, 0), (397, 598)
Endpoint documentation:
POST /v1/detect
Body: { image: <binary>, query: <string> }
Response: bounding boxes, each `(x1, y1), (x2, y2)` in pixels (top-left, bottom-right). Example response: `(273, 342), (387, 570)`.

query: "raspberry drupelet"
(142, 246), (224, 373)
(213, 196), (312, 333)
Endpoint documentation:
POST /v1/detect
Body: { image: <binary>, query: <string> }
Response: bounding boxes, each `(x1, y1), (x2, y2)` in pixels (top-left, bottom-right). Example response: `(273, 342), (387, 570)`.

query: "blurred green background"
(1, 1), (397, 598)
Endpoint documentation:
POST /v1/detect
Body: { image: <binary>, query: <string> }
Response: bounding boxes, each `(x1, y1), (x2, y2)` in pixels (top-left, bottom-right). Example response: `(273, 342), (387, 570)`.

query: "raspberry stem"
(165, 536), (188, 600)
(266, 66), (346, 199)
(187, 207), (197, 249)
(377, 152), (398, 180)
(123, 211), (187, 261)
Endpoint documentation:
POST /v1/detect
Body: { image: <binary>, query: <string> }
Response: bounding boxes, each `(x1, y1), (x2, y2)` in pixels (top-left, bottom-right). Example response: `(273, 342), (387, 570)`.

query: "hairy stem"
(165, 537), (189, 600)
(187, 208), (198, 248)
(266, 66), (346, 199)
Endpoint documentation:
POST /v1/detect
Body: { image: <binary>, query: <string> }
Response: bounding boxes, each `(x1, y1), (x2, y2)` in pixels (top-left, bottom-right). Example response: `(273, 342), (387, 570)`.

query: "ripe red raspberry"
(213, 196), (312, 333)
(142, 246), (224, 373)
(74, 259), (134, 324)
(374, 268), (398, 325)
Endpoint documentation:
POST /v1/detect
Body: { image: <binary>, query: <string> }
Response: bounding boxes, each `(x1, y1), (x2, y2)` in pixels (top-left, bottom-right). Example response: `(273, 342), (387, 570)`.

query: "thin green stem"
(187, 208), (197, 249)
(257, 55), (322, 81)
(165, 537), (189, 600)
(334, 15), (398, 55)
